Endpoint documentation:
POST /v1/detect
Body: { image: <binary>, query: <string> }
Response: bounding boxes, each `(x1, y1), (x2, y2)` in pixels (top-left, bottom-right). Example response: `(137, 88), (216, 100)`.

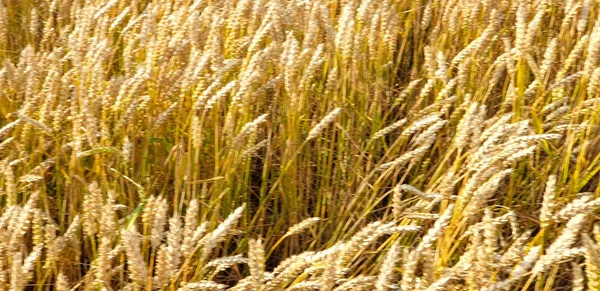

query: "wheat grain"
(122, 227), (148, 287)
(375, 240), (400, 291)
(306, 108), (342, 141)
(540, 175), (557, 228)
(370, 119), (407, 141)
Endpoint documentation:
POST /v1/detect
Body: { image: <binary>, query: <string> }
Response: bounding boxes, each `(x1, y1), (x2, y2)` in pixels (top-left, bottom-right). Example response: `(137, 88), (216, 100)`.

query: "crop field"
(0, 0), (600, 290)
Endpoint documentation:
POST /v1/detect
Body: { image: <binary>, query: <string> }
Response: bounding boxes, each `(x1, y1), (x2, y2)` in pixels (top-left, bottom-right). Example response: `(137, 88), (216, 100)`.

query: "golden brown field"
(0, 0), (600, 290)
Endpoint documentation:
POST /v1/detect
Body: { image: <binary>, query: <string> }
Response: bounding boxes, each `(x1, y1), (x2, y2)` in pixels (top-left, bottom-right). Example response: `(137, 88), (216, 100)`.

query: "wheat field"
(0, 0), (599, 290)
